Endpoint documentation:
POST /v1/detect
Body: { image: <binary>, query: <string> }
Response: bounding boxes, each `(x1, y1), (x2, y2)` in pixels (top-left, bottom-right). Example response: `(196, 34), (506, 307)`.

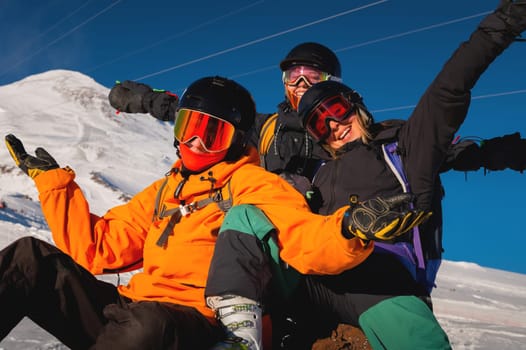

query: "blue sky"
(1, 0), (525, 274)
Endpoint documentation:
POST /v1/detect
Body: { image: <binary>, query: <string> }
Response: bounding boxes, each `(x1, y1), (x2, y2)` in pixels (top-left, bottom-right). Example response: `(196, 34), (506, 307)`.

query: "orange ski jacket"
(34, 146), (371, 321)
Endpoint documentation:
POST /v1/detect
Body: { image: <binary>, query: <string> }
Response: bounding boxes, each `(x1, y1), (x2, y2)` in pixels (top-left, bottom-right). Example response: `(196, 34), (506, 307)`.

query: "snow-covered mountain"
(0, 70), (525, 349)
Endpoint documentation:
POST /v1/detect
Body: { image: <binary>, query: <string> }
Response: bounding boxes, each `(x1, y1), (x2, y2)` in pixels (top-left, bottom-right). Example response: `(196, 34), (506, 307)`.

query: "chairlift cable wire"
(133, 0), (389, 81)
(85, 0), (266, 74)
(0, 0), (124, 79)
(1, 0), (95, 66)
(335, 11), (492, 52)
(371, 89), (526, 114)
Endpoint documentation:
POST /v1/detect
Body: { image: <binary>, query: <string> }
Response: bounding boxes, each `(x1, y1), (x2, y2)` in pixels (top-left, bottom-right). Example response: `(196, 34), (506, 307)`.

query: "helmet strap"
(224, 130), (251, 161)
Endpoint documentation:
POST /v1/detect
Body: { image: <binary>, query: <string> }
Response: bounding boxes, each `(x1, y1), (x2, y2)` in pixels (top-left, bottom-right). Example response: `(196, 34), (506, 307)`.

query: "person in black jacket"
(251, 42), (339, 181)
(204, 1), (526, 349)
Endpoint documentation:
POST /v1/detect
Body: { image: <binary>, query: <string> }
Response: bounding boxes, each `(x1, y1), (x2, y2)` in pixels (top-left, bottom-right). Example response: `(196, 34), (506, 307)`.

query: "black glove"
(5, 134), (59, 179)
(108, 80), (178, 121)
(108, 80), (153, 114)
(482, 132), (526, 171)
(479, 0), (526, 44)
(342, 193), (431, 241)
(441, 140), (483, 172)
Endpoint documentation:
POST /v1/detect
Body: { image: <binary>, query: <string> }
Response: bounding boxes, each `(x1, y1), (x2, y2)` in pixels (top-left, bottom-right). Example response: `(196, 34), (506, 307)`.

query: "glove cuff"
(143, 91), (179, 121)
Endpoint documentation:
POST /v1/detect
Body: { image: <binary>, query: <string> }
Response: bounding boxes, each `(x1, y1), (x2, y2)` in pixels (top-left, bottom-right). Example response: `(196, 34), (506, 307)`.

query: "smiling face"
(325, 112), (363, 150)
(284, 78), (310, 110)
(302, 93), (367, 148)
(283, 65), (333, 110)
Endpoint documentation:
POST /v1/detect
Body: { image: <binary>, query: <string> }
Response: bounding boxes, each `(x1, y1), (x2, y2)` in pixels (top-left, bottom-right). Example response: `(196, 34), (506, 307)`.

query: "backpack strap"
(382, 142), (409, 192)
(154, 176), (233, 247)
(258, 113), (279, 158)
(379, 142), (426, 270)
(153, 174), (171, 222)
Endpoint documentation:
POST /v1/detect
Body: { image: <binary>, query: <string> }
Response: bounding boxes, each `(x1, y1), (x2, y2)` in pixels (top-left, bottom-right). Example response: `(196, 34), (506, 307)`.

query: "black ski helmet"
(176, 76), (256, 160)
(178, 76), (255, 132)
(280, 42), (341, 78)
(298, 80), (372, 131)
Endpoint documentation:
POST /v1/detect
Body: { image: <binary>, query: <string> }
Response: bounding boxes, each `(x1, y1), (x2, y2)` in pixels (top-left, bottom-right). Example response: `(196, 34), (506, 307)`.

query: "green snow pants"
(359, 295), (451, 350)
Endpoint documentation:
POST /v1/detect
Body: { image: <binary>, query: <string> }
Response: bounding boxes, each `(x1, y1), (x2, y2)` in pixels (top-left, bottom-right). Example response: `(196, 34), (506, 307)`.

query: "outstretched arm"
(5, 134), (155, 273)
(399, 0), (526, 210)
(441, 132), (526, 172)
(108, 80), (179, 121)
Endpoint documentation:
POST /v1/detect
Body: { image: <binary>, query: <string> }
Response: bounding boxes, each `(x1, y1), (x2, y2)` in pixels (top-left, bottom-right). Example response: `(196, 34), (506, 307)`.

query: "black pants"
(0, 237), (222, 350)
(206, 229), (429, 349)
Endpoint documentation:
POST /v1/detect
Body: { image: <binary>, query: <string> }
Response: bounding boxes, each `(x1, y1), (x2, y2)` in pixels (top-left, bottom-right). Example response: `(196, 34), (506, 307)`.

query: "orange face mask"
(179, 143), (229, 172)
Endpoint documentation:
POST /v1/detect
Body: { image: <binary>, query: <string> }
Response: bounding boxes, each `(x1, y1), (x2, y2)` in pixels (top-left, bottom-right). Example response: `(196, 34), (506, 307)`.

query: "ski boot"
(208, 295), (262, 350)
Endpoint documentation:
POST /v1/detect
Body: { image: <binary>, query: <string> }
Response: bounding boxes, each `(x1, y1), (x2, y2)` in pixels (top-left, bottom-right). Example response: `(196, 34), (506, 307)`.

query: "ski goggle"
(173, 109), (236, 153)
(282, 65), (332, 87)
(304, 95), (355, 141)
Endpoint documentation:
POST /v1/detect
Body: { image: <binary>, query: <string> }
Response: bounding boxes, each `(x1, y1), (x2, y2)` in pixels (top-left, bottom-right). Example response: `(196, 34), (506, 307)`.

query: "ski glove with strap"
(108, 80), (178, 121)
(342, 193), (431, 242)
(5, 134), (59, 179)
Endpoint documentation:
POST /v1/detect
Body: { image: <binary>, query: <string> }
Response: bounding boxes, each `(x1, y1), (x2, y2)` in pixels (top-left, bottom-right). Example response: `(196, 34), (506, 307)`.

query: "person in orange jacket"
(1, 76), (426, 350)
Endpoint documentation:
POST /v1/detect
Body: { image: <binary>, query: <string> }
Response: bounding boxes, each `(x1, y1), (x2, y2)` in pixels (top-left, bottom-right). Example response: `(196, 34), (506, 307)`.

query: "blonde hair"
(354, 106), (373, 143)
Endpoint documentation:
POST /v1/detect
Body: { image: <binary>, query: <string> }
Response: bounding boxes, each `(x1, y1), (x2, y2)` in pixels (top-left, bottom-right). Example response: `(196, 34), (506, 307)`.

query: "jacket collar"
(170, 146), (259, 200)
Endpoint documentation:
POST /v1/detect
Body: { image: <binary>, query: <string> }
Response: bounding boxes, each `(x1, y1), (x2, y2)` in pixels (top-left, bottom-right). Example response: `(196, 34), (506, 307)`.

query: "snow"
(0, 70), (525, 349)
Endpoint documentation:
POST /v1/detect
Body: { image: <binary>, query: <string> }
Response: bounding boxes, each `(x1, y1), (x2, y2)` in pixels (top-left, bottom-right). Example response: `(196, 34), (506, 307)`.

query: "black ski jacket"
(312, 19), (522, 261)
(252, 101), (330, 180)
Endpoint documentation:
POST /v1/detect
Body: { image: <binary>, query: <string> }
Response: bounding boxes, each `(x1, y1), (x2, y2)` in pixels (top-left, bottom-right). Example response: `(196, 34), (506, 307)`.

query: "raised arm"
(399, 0), (526, 210)
(108, 80), (179, 121)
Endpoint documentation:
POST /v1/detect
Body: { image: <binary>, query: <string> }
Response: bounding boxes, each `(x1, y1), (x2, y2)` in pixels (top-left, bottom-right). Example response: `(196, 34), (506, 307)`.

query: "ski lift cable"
(472, 89), (526, 100)
(0, 0), (124, 80)
(1, 0), (95, 67)
(85, 0), (266, 74)
(335, 11), (492, 52)
(223, 11), (493, 84)
(133, 0), (389, 81)
(371, 89), (526, 114)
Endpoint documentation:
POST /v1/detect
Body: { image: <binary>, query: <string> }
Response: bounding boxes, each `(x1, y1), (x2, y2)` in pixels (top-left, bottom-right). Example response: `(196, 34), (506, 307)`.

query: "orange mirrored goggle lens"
(174, 109), (236, 152)
(305, 95), (354, 141)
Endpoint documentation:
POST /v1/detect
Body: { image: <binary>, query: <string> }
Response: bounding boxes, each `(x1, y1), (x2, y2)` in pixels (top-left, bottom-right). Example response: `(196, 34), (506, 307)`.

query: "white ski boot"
(207, 295), (262, 350)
